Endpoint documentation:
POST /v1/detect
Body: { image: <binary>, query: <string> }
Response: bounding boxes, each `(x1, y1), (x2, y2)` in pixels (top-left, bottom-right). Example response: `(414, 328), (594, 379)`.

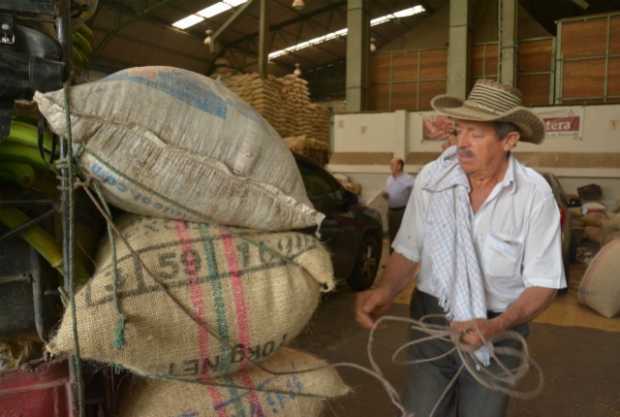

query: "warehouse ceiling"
(86, 0), (619, 99)
(519, 0), (620, 34)
(89, 0), (436, 76)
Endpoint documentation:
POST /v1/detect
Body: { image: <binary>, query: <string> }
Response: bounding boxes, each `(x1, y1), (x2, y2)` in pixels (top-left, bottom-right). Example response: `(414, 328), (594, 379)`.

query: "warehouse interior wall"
(311, 0), (553, 105)
(328, 105), (620, 211)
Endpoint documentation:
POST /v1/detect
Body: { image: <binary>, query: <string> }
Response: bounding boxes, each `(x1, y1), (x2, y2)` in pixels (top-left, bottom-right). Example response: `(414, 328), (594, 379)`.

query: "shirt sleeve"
(392, 173), (425, 262)
(407, 174), (416, 188)
(522, 195), (567, 289)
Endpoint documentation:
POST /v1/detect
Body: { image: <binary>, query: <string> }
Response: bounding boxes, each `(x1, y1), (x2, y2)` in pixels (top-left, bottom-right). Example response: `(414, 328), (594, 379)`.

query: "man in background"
(383, 158), (415, 251)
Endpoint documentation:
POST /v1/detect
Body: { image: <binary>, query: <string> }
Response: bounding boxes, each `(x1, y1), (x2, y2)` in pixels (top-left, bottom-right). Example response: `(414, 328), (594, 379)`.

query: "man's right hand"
(355, 286), (395, 329)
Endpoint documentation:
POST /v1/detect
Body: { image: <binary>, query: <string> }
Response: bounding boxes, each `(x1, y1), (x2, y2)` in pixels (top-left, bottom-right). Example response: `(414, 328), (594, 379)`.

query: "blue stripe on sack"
(105, 70), (228, 119)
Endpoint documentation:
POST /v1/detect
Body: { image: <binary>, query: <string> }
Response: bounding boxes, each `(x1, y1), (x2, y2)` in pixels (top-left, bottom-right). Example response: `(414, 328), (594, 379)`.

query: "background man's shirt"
(386, 174), (415, 209)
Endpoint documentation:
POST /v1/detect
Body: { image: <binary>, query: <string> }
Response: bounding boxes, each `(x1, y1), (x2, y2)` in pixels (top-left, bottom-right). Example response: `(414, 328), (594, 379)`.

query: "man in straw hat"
(356, 80), (566, 417)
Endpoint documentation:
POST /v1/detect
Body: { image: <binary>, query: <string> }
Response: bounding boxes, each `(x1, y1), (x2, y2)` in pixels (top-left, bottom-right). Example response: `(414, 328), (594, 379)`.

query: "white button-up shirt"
(393, 155), (566, 312)
(385, 173), (415, 209)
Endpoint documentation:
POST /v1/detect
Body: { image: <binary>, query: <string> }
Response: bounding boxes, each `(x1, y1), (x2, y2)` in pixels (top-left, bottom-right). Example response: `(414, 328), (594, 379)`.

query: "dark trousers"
(388, 207), (406, 251)
(403, 290), (529, 417)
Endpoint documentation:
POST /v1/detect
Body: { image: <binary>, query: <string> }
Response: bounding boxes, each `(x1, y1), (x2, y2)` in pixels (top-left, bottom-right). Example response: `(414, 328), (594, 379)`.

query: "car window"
(297, 161), (343, 204)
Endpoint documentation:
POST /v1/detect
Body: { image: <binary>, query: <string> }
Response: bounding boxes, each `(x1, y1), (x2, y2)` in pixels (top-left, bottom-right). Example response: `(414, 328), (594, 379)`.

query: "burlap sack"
(584, 226), (603, 243)
(119, 348), (350, 417)
(582, 212), (608, 227)
(34, 66), (324, 231)
(601, 215), (620, 245)
(578, 239), (620, 318)
(48, 215), (335, 380)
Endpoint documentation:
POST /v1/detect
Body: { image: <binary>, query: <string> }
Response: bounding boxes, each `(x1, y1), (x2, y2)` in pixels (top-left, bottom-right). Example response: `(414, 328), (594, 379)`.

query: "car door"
(296, 159), (359, 280)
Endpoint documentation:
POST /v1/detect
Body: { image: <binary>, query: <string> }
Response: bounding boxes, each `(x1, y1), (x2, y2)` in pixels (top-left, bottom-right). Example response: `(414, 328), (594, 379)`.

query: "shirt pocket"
(482, 233), (523, 278)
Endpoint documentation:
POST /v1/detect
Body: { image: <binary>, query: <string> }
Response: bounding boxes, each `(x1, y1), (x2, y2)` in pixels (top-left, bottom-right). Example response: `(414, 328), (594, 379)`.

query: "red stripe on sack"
(221, 231), (265, 417)
(175, 221), (227, 416)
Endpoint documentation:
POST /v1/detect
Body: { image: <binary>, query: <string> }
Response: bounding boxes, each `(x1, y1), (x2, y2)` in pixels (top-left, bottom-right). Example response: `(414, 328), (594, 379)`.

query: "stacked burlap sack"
(284, 135), (330, 167)
(570, 195), (620, 267)
(221, 73), (287, 136)
(35, 66), (349, 416)
(578, 238), (620, 318)
(221, 73), (331, 145)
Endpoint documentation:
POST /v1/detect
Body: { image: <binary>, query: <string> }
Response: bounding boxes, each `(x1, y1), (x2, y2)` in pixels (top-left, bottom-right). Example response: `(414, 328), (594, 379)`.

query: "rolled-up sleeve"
(392, 173), (425, 263)
(522, 195), (567, 289)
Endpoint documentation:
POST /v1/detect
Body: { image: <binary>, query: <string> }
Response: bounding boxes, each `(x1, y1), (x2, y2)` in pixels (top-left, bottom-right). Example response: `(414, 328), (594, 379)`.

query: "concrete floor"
(292, 253), (620, 417)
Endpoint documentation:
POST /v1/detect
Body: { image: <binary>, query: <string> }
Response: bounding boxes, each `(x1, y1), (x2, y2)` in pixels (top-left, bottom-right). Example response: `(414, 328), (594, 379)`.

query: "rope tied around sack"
(91, 182), (127, 350)
(69, 176), (544, 417)
(55, 78), (86, 417)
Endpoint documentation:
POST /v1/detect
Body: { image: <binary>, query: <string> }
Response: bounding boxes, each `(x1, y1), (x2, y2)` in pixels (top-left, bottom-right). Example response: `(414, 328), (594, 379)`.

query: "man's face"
(454, 120), (517, 175)
(390, 159), (402, 176)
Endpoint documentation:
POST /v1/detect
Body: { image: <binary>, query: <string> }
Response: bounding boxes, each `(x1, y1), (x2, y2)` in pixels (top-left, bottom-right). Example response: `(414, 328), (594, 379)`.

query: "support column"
(447, 0), (470, 98)
(346, 0), (369, 113)
(498, 0), (517, 86)
(394, 110), (408, 160)
(258, 0), (269, 79)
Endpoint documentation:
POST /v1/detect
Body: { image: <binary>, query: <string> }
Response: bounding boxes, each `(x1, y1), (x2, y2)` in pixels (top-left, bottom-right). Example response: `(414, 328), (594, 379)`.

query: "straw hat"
(431, 79), (545, 144)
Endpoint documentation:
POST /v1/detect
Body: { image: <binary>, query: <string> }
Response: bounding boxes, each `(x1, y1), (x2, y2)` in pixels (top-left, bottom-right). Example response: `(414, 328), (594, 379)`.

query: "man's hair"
(493, 121), (520, 139)
(396, 159), (404, 170)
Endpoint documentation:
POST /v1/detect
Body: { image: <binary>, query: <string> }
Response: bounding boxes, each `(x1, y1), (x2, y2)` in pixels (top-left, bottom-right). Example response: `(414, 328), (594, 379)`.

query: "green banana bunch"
(4, 120), (55, 153)
(0, 119), (57, 170)
(0, 207), (90, 285)
(0, 163), (36, 188)
(72, 24), (94, 72)
(0, 120), (95, 286)
(0, 144), (51, 171)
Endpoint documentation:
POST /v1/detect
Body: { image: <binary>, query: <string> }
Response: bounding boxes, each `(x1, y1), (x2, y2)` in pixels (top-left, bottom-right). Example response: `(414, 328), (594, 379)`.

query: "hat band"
(467, 88), (521, 113)
(463, 99), (504, 115)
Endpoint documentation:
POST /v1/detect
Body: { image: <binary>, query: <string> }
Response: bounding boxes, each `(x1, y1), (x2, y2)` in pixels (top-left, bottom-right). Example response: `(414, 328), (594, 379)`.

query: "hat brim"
(431, 95), (545, 144)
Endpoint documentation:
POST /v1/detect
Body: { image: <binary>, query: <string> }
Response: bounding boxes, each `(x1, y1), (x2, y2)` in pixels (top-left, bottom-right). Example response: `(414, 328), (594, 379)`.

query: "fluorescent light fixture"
(371, 5), (425, 26)
(172, 0), (248, 29)
(269, 4), (425, 60)
(198, 2), (232, 18)
(269, 28), (349, 59)
(172, 14), (204, 29)
(395, 5), (425, 18)
(571, 0), (589, 9)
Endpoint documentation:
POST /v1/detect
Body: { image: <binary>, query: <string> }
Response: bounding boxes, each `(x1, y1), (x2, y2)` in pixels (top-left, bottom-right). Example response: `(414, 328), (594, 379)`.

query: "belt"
(389, 206), (406, 211)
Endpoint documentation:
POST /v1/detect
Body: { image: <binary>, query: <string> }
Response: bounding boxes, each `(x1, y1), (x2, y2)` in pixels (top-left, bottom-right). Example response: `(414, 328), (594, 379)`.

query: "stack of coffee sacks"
(35, 66), (349, 416)
(221, 73), (331, 144)
(284, 135), (330, 167)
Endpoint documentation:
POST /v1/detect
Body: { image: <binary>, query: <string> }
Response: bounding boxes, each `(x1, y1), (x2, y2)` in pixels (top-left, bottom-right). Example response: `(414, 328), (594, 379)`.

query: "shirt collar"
(500, 153), (518, 194)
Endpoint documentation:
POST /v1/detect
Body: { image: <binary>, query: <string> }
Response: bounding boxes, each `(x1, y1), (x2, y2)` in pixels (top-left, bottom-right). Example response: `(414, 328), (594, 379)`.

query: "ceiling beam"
(91, 26), (213, 65)
(93, 0), (177, 53)
(224, 1), (347, 49)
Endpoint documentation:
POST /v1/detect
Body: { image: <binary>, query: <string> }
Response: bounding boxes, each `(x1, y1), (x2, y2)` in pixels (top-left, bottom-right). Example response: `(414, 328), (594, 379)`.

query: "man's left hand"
(450, 318), (504, 352)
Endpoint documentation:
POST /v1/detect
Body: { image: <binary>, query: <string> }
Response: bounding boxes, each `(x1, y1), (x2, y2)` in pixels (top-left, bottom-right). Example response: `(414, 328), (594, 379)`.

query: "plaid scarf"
(422, 146), (491, 364)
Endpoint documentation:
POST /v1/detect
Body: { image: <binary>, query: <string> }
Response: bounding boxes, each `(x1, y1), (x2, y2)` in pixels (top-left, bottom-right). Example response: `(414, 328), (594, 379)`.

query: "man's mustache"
(458, 148), (475, 158)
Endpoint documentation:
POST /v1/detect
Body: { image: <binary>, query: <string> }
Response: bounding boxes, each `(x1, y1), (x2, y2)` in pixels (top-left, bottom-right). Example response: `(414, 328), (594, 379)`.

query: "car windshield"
(296, 160), (344, 211)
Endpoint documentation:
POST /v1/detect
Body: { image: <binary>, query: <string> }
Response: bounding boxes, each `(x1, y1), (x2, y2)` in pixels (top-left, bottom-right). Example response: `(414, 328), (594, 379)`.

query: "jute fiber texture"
(48, 215), (335, 380)
(578, 238), (620, 318)
(34, 66), (324, 231)
(119, 348), (350, 417)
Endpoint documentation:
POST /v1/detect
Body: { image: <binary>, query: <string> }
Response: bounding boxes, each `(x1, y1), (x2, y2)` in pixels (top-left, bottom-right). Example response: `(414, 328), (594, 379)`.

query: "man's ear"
(503, 131), (520, 151)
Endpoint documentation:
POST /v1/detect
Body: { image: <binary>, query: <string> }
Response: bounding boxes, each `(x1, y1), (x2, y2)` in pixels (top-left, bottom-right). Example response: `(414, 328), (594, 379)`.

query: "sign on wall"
(535, 108), (584, 140)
